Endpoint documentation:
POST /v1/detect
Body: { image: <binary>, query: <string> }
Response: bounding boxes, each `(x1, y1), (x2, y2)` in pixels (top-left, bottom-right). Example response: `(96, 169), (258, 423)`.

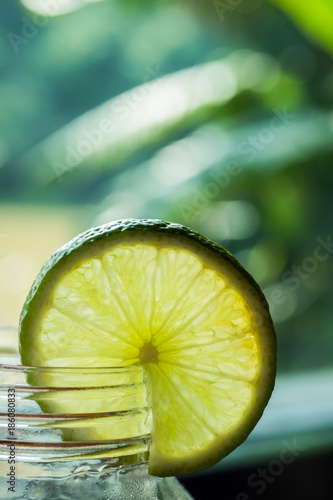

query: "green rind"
(19, 218), (277, 477)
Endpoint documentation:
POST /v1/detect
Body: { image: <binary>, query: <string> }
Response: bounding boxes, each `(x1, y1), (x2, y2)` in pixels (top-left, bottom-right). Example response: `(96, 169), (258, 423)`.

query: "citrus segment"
(19, 219), (276, 476)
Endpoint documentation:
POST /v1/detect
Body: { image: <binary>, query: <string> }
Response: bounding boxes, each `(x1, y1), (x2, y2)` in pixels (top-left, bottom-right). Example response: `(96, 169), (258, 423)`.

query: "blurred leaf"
(92, 108), (333, 226)
(269, 0), (333, 54)
(18, 57), (241, 185)
(20, 0), (96, 17)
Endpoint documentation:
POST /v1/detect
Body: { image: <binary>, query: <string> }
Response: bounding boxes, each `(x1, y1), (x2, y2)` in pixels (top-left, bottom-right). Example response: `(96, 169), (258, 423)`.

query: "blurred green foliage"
(0, 0), (332, 374)
(270, 0), (333, 54)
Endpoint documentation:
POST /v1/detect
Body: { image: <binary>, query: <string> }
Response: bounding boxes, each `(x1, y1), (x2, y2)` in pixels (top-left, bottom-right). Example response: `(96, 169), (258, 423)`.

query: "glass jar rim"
(1, 360), (144, 373)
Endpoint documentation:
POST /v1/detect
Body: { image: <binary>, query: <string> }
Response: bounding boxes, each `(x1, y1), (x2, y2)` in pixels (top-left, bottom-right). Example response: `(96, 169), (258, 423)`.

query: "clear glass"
(0, 328), (194, 500)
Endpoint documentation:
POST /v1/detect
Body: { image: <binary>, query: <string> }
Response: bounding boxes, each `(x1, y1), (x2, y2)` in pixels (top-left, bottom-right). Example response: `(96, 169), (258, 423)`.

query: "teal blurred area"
(0, 0), (333, 497)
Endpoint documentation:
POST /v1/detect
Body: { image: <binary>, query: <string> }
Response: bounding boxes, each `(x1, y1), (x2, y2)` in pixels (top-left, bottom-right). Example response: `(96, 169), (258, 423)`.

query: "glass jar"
(0, 329), (194, 500)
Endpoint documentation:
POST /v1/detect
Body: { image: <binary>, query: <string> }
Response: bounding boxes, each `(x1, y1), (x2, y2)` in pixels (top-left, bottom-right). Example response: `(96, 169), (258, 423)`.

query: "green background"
(0, 1), (333, 498)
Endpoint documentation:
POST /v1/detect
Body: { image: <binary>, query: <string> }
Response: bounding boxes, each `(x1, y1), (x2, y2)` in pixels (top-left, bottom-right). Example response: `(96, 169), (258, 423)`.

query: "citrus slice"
(19, 219), (276, 477)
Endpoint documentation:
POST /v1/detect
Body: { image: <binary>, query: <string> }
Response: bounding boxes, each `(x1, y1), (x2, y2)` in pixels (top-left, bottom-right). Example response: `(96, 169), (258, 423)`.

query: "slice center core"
(139, 342), (159, 364)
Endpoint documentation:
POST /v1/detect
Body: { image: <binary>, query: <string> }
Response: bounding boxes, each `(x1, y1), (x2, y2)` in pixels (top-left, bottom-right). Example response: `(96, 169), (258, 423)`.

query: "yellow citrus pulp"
(19, 219), (276, 476)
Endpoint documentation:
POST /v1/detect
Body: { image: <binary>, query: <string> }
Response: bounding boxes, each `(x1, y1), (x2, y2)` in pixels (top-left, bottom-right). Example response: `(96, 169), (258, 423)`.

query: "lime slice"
(19, 219), (276, 477)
